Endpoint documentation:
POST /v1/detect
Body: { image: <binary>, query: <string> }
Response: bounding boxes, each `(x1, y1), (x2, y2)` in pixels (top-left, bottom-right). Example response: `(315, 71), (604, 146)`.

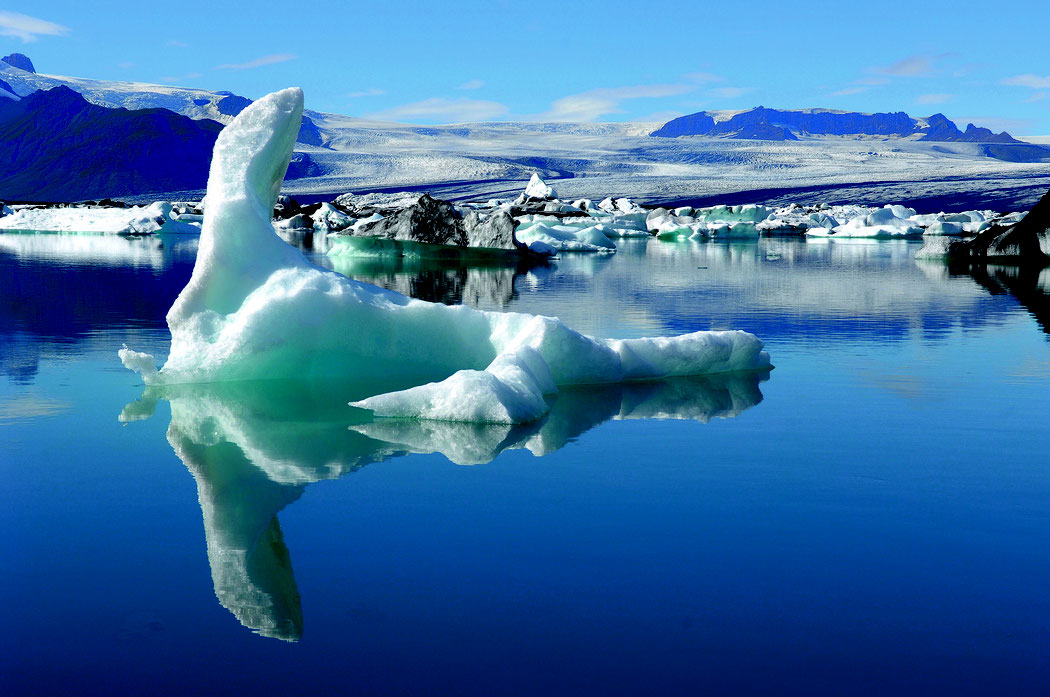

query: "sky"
(2, 1), (1049, 134)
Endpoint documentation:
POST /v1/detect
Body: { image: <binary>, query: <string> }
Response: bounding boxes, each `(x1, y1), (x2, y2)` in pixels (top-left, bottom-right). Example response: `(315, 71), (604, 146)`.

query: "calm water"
(2, 231), (1049, 696)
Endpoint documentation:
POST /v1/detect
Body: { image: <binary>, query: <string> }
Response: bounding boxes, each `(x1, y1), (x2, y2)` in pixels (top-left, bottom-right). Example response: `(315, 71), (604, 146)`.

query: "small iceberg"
(119, 87), (772, 424)
(0, 201), (201, 234)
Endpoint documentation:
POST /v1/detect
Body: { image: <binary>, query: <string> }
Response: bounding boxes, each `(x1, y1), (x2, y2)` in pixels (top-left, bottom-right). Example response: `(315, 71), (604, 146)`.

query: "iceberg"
(0, 201), (200, 234)
(119, 87), (771, 424)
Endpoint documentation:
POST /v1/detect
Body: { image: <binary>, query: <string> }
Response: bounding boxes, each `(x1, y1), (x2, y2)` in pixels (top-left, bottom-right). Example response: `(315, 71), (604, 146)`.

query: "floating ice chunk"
(524, 173), (557, 200)
(352, 346), (554, 424)
(515, 221), (618, 252)
(119, 87), (771, 425)
(922, 221), (965, 236)
(309, 202), (354, 230)
(0, 201), (200, 234)
(694, 204), (772, 224)
(118, 344), (158, 377)
(708, 221), (760, 238)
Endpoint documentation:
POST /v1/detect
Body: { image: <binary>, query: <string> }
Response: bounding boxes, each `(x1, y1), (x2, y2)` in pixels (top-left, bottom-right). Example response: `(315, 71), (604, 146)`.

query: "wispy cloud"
(543, 83), (697, 121)
(683, 72), (725, 84)
(831, 86), (867, 96)
(1002, 74), (1050, 89)
(917, 93), (953, 104)
(347, 88), (385, 98)
(117, 61), (134, 70)
(871, 54), (936, 77)
(214, 53), (296, 71)
(457, 79), (484, 90)
(0, 10), (69, 43)
(367, 97), (509, 123)
(166, 39), (188, 48)
(709, 86), (752, 100)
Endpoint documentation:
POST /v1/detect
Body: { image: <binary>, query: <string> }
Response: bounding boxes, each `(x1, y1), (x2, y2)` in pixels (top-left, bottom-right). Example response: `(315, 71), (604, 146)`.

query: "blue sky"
(3, 1), (1048, 133)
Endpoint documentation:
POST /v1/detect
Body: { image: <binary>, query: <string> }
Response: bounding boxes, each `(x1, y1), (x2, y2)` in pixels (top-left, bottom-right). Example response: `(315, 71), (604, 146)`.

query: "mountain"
(0, 58), (324, 147)
(1, 53), (34, 73)
(651, 107), (1023, 144)
(0, 86), (223, 201)
(1, 55), (1047, 205)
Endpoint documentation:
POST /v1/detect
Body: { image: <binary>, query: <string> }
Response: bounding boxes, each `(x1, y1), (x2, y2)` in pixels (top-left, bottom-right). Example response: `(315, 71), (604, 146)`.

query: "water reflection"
(325, 255), (535, 308)
(0, 232), (196, 381)
(959, 263), (1050, 337)
(120, 370), (769, 640)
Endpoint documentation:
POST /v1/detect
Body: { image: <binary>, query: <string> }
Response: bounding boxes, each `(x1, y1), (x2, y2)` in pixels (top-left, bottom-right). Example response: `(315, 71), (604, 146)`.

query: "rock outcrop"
(915, 188), (1050, 266)
(344, 193), (528, 253)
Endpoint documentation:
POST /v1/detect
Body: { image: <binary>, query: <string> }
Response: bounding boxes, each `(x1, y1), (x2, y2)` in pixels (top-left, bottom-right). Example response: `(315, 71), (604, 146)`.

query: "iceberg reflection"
(121, 369), (769, 639)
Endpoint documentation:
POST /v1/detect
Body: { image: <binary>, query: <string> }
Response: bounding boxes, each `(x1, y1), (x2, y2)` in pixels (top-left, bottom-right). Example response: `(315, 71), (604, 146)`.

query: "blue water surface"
(2, 232), (1048, 696)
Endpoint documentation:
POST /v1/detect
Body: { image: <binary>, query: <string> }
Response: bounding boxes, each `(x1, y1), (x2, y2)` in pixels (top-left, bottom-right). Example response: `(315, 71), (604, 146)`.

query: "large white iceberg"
(119, 87), (771, 424)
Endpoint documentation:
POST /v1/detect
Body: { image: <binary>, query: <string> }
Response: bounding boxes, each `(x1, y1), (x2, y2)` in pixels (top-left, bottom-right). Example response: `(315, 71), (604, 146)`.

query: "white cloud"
(917, 93), (953, 104)
(709, 86), (753, 100)
(543, 83), (696, 121)
(367, 97), (509, 123)
(215, 53), (296, 71)
(457, 79), (484, 90)
(347, 88), (385, 98)
(831, 86), (868, 96)
(0, 10), (69, 43)
(117, 61), (134, 70)
(1002, 74), (1050, 89)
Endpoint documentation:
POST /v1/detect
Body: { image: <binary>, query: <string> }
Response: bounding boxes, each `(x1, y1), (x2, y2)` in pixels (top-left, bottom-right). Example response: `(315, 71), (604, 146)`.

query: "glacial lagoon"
(3, 233), (1050, 695)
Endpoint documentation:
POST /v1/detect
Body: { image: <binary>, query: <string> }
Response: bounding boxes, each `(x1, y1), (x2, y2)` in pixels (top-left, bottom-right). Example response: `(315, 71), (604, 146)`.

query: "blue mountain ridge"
(651, 107), (1022, 143)
(0, 86), (224, 202)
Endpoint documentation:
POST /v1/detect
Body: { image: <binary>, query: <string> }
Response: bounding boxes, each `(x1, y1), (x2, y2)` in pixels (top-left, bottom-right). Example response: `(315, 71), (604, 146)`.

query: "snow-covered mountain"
(3, 55), (1050, 209)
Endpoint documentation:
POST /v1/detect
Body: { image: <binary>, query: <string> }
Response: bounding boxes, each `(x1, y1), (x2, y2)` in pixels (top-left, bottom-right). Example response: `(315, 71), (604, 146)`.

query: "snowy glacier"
(118, 87), (771, 424)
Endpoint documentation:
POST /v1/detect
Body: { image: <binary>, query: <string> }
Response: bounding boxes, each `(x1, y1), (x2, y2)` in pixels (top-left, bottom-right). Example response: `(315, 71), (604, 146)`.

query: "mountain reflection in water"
(119, 370), (769, 640)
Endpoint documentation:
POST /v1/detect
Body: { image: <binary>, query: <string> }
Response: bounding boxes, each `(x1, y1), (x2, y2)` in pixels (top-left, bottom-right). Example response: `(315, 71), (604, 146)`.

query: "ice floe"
(0, 201), (201, 234)
(118, 87), (772, 425)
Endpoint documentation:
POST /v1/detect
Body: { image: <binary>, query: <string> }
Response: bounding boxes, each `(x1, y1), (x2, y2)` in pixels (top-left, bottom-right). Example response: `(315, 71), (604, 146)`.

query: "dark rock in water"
(98, 198), (129, 208)
(919, 188), (1050, 266)
(355, 194), (470, 246)
(0, 85), (223, 201)
(964, 263), (1050, 337)
(463, 209), (519, 249)
(216, 94), (253, 117)
(2, 53), (35, 73)
(345, 194), (535, 255)
(274, 195), (301, 220)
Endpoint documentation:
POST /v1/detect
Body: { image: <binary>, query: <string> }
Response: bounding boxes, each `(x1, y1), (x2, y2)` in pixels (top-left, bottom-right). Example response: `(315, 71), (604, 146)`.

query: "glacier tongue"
(120, 87), (772, 424)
